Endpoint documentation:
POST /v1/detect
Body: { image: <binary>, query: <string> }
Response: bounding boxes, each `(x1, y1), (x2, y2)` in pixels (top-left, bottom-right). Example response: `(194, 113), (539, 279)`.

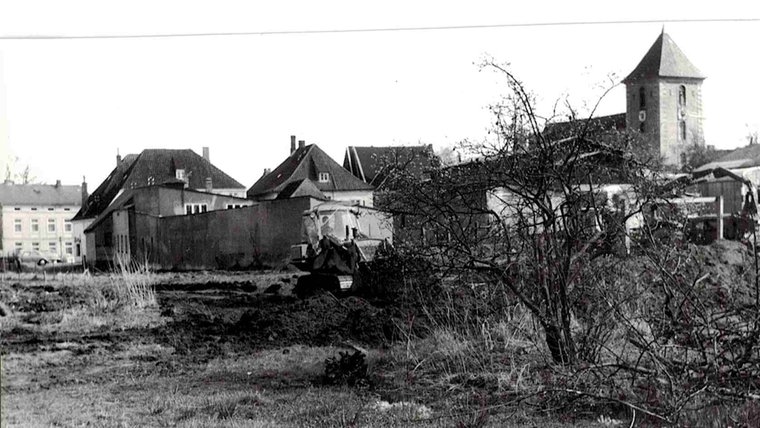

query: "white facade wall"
(1, 204), (79, 261)
(322, 190), (374, 208)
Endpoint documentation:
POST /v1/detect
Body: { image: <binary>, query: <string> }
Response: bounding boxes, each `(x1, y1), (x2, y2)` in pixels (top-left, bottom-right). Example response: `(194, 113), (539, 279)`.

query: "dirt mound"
(233, 293), (394, 347)
(154, 281), (257, 292)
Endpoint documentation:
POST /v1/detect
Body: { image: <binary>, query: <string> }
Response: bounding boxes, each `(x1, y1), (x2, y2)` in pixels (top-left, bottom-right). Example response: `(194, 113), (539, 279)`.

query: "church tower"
(623, 31), (705, 166)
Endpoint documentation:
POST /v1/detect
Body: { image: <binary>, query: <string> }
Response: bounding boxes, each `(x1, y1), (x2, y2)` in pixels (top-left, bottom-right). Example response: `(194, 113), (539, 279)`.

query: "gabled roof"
(695, 144), (760, 172)
(72, 149), (244, 221)
(0, 183), (81, 206)
(623, 32), (705, 83)
(343, 145), (437, 186)
(247, 144), (373, 198)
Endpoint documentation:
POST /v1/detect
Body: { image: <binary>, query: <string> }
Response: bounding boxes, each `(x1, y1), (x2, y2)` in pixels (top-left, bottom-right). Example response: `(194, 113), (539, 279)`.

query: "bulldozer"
(290, 202), (392, 297)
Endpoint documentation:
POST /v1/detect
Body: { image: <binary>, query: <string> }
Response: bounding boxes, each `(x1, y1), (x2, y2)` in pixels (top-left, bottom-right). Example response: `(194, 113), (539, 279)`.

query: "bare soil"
(0, 271), (455, 427)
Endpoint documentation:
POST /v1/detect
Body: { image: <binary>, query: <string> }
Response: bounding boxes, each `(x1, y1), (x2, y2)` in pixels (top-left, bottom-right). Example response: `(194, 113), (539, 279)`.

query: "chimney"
(263, 168), (271, 176)
(290, 135), (296, 154)
(205, 177), (213, 192)
(202, 146), (210, 162)
(81, 176), (88, 207)
(55, 179), (61, 188)
(116, 149), (121, 165)
(298, 140), (305, 149)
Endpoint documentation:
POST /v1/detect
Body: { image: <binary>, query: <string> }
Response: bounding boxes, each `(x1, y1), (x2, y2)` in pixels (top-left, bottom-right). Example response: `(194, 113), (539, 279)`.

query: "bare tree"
(4, 155), (36, 184)
(379, 63), (661, 365)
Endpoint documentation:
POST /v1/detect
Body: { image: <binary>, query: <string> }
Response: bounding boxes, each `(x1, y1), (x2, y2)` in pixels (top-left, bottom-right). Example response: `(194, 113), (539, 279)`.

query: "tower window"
(679, 121), (687, 142)
(318, 172), (330, 183)
(639, 121), (646, 133)
(639, 87), (646, 109)
(678, 85), (686, 107)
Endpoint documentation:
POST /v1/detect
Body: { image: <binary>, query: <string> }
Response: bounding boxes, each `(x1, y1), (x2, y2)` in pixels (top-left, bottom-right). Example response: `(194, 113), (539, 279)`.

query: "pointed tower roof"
(623, 32), (705, 83)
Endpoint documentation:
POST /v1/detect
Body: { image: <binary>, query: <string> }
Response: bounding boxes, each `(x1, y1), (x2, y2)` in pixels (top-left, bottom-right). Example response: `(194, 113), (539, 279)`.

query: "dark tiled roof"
(72, 149), (244, 221)
(543, 113), (627, 141)
(623, 32), (705, 83)
(0, 183), (81, 206)
(695, 145), (760, 171)
(343, 145), (437, 186)
(247, 144), (374, 198)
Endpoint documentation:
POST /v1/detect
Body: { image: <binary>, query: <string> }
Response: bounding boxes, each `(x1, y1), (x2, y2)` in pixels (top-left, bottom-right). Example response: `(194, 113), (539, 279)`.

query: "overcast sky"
(0, 1), (758, 188)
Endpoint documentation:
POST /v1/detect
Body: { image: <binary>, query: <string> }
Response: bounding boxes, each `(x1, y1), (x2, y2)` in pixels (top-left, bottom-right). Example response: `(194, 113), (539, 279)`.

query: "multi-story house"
(0, 180), (82, 262)
(248, 136), (375, 206)
(72, 147), (247, 263)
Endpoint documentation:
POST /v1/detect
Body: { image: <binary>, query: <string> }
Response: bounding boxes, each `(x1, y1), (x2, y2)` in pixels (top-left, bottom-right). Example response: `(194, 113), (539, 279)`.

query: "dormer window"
(318, 172), (330, 183)
(176, 169), (186, 181)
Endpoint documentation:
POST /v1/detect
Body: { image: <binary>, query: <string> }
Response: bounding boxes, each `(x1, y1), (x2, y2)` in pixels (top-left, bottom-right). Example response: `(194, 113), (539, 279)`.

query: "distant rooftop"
(0, 182), (81, 206)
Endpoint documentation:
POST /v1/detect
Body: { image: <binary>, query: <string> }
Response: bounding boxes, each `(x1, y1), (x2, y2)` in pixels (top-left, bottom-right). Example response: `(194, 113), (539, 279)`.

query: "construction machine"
(290, 202), (392, 296)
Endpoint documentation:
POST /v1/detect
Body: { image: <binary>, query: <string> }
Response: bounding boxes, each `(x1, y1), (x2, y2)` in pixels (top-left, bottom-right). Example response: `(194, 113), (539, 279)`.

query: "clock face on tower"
(638, 110), (646, 122)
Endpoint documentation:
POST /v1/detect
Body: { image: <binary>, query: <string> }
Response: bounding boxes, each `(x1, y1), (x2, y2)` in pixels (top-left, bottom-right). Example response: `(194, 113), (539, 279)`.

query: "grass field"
(1, 269), (621, 427)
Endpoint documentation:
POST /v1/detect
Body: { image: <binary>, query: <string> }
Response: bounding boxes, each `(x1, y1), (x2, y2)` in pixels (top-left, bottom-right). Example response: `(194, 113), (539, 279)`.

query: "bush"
(322, 351), (368, 387)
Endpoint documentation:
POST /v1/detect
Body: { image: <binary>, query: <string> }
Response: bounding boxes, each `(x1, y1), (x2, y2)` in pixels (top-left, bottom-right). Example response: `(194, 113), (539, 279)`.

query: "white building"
(0, 180), (82, 262)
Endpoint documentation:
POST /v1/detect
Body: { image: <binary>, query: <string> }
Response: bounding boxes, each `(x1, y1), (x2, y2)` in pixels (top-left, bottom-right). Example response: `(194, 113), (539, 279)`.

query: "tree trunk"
(543, 322), (574, 365)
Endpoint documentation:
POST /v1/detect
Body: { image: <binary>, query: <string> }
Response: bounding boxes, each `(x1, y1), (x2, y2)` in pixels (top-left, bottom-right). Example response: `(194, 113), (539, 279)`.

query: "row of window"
(13, 218), (73, 234)
(12, 207), (72, 212)
(13, 241), (74, 255)
(185, 203), (208, 215)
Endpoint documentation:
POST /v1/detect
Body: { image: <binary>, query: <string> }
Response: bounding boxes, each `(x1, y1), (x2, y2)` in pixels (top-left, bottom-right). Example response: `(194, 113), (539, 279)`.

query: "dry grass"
(114, 253), (158, 309)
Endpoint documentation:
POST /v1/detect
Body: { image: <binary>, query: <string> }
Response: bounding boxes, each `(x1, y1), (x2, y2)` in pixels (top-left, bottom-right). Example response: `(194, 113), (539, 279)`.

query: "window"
(64, 208), (71, 211)
(639, 121), (646, 133)
(31, 207), (37, 211)
(227, 204), (244, 209)
(639, 87), (646, 109)
(14, 219), (22, 233)
(31, 219), (39, 232)
(64, 221), (72, 233)
(176, 169), (186, 181)
(678, 85), (686, 107)
(65, 242), (73, 255)
(318, 172), (330, 183)
(679, 121), (687, 141)
(47, 207), (54, 211)
(49, 242), (57, 254)
(48, 219), (56, 233)
(147, 176), (155, 185)
(15, 242), (22, 251)
(32, 242), (40, 251)
(185, 203), (208, 214)
(14, 207), (20, 211)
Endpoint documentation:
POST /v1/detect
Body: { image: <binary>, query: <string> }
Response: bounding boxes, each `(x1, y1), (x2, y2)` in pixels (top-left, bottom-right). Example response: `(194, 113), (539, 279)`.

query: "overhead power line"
(0, 17), (757, 40)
